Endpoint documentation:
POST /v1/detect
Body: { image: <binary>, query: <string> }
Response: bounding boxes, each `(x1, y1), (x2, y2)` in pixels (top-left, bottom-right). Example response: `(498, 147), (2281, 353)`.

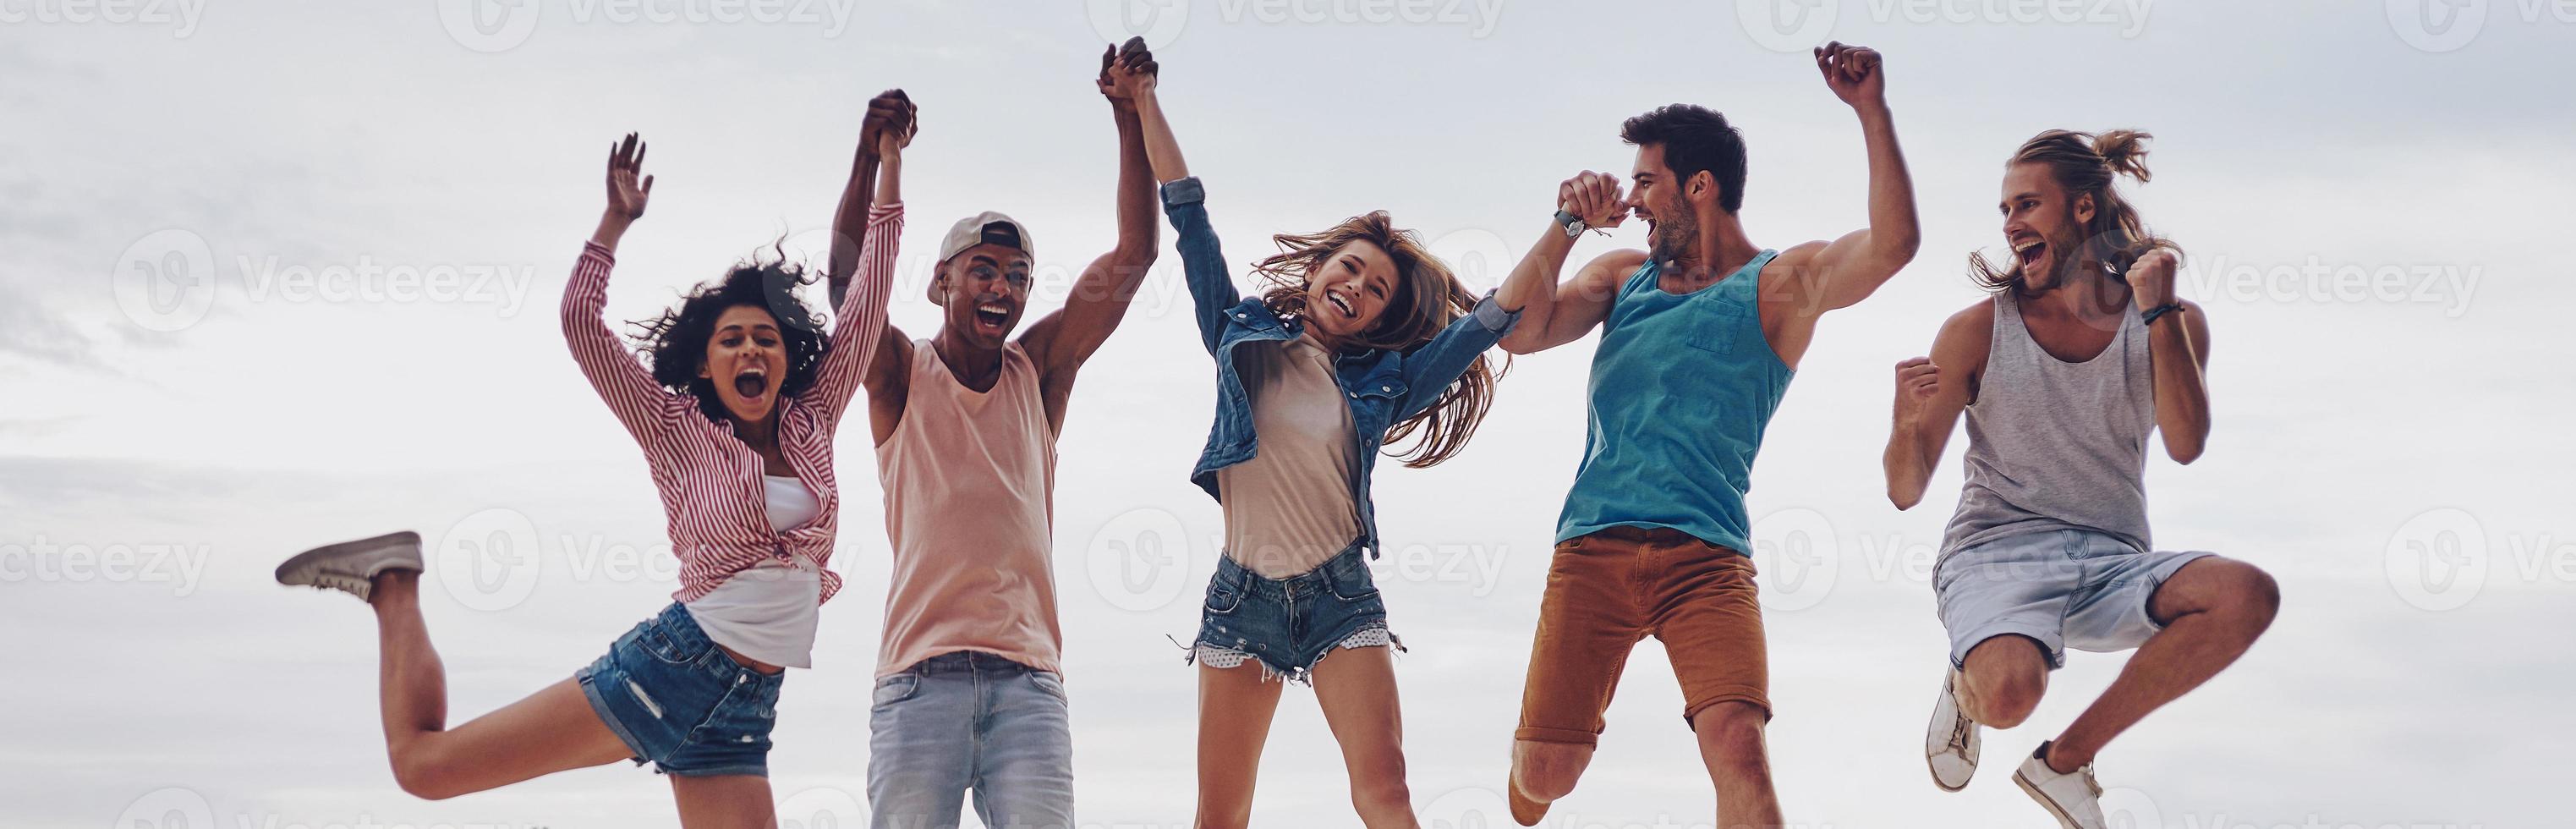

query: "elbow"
(2169, 442), (2206, 465)
(1881, 230), (1922, 268)
(1887, 484), (1921, 511)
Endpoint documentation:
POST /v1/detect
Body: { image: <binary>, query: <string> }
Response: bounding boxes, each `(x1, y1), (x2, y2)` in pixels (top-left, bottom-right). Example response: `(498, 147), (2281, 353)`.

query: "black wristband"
(2140, 302), (2186, 326)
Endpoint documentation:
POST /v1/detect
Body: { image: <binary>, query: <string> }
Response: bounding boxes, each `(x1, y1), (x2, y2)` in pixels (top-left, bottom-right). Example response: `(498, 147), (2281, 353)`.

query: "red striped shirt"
(559, 203), (903, 605)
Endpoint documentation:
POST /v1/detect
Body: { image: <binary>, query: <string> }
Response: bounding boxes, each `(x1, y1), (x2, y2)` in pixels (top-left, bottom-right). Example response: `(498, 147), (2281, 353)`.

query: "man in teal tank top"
(1490, 42), (1922, 827)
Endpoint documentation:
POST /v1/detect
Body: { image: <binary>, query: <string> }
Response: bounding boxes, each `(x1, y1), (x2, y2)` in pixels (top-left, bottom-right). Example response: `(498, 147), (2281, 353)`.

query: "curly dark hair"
(626, 253), (831, 423)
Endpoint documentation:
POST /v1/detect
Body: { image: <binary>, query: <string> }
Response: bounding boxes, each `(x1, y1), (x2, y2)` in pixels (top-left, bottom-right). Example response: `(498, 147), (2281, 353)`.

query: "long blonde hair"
(1970, 129), (2180, 294)
(1249, 211), (1502, 469)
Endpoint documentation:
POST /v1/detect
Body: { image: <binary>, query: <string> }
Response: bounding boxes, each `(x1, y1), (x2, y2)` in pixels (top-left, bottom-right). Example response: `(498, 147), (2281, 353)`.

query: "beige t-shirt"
(1217, 335), (1363, 579)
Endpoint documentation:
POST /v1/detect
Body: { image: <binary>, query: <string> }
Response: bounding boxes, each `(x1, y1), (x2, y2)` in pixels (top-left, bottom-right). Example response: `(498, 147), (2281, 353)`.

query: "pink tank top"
(872, 340), (1063, 677)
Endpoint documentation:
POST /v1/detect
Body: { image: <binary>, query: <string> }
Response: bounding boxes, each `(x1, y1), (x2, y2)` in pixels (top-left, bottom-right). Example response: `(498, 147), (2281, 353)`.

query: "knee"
(2231, 564), (2283, 629)
(1512, 740), (1590, 800)
(1970, 671), (2044, 728)
(1691, 701), (1771, 777)
(1349, 771), (1412, 815)
(1194, 804), (1253, 829)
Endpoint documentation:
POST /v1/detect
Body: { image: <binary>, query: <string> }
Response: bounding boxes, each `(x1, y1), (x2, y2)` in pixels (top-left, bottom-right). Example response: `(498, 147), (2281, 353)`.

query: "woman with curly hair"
(1109, 56), (1549, 828)
(270, 92), (914, 827)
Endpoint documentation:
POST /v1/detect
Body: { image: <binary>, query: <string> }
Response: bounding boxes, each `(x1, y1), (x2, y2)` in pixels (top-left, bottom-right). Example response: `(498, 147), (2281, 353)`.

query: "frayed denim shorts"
(1190, 545), (1400, 683)
(575, 602), (785, 777)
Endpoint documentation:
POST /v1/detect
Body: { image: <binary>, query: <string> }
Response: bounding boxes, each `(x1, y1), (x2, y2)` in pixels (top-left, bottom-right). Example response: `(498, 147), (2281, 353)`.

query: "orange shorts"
(1514, 525), (1770, 745)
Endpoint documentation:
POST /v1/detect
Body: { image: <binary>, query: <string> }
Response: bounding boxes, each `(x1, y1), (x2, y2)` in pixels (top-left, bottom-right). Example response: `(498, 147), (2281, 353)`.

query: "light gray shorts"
(1933, 529), (2213, 669)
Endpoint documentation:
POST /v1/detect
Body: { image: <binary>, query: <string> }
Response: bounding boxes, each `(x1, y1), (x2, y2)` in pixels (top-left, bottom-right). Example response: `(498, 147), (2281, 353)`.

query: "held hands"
(1558, 170), (1628, 230)
(2125, 249), (2179, 310)
(1893, 355), (1939, 426)
(603, 132), (653, 225)
(1099, 36), (1158, 106)
(1814, 41), (1887, 111)
(859, 89), (918, 160)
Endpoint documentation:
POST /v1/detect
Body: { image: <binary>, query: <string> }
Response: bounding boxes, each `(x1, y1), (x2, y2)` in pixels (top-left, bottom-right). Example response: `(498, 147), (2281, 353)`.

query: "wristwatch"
(1554, 209), (1586, 239)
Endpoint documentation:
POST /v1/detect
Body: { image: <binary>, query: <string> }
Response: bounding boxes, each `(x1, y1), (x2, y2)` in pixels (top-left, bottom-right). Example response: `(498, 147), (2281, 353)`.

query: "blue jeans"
(574, 602), (783, 777)
(868, 651), (1073, 829)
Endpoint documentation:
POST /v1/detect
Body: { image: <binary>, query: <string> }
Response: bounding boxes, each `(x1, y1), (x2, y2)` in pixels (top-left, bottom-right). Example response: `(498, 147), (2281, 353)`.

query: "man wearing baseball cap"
(822, 40), (1162, 829)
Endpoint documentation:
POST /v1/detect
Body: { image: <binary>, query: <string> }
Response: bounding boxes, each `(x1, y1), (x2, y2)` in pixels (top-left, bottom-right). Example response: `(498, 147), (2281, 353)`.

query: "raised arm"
(2126, 249), (2212, 464)
(825, 90), (906, 310)
(1135, 62), (1244, 356)
(1499, 171), (1649, 354)
(805, 92), (915, 425)
(1022, 40), (1162, 377)
(1884, 303), (1989, 509)
(563, 133), (688, 445)
(1777, 42), (1921, 319)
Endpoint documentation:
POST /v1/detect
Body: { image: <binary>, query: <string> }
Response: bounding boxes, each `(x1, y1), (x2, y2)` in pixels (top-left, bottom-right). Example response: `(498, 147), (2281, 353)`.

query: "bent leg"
(1956, 634), (2051, 728)
(1195, 662), (1285, 829)
(2052, 557), (2281, 769)
(1312, 646), (1417, 829)
(1511, 535), (1643, 805)
(371, 572), (629, 799)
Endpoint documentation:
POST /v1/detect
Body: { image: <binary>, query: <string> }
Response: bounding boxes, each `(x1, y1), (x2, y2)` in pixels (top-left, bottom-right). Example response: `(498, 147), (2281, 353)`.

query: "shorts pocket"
(871, 673), (920, 709)
(639, 619), (710, 667)
(1204, 573), (1247, 615)
(1326, 563), (1382, 603)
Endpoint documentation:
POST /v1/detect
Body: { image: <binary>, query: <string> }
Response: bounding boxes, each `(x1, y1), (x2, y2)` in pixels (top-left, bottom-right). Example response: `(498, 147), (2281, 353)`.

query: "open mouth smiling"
(732, 366), (769, 399)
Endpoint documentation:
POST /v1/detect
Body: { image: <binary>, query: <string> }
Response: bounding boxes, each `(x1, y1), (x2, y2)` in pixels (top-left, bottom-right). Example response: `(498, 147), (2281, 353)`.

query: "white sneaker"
(275, 530), (423, 601)
(2014, 741), (2106, 829)
(1925, 669), (1979, 791)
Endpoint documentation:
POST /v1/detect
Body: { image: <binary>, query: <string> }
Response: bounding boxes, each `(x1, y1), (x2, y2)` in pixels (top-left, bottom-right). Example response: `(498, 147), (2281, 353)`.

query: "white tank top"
(683, 474), (824, 667)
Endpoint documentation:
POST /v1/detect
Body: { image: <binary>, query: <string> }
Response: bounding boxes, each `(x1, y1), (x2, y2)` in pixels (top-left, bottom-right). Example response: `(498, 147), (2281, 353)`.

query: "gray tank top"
(1941, 293), (2156, 558)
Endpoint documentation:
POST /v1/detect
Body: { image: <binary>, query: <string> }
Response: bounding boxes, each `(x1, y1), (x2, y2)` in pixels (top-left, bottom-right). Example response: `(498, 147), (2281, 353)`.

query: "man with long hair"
(1883, 129), (2279, 828)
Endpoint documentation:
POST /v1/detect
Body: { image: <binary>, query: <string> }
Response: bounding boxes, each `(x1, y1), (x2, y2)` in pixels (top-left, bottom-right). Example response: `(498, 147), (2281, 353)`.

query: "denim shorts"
(575, 602), (785, 777)
(1933, 529), (2213, 670)
(1191, 545), (1398, 683)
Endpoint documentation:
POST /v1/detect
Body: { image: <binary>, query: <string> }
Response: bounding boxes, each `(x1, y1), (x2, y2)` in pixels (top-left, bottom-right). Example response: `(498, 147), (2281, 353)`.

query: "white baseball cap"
(938, 211), (1034, 263)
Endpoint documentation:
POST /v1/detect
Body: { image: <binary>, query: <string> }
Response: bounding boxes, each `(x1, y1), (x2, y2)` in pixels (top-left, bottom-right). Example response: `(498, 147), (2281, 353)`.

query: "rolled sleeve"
(1469, 289), (1521, 336)
(1159, 176), (1207, 207)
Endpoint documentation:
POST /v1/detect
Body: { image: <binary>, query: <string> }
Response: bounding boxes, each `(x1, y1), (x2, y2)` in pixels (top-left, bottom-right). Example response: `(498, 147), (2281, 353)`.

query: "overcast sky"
(4, 1), (2573, 826)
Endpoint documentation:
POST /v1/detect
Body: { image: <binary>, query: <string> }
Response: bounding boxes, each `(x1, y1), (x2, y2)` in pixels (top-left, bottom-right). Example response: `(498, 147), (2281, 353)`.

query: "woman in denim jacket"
(1110, 56), (1552, 827)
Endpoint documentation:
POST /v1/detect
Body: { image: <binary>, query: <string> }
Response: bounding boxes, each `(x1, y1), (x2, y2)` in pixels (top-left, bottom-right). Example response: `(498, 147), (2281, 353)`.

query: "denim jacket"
(1161, 175), (1519, 557)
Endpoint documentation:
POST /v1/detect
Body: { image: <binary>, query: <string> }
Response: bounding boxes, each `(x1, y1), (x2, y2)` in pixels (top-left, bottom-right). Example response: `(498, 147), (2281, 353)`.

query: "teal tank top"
(1555, 250), (1790, 553)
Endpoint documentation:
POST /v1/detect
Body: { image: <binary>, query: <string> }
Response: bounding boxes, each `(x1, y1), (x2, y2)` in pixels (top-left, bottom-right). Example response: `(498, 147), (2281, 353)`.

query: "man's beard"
(1649, 196), (1699, 267)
